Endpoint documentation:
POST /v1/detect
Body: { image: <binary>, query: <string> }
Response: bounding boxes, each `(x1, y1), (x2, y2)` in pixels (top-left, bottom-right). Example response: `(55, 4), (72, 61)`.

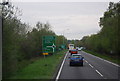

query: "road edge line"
(55, 51), (68, 81)
(82, 51), (120, 67)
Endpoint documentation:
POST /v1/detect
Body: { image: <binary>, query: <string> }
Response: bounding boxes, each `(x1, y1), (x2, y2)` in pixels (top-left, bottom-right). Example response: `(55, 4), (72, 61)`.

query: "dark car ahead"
(70, 49), (78, 55)
(69, 54), (84, 66)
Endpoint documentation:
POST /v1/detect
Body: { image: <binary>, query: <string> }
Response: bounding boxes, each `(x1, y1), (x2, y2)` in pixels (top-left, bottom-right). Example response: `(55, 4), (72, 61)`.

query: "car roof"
(71, 54), (82, 56)
(71, 49), (77, 50)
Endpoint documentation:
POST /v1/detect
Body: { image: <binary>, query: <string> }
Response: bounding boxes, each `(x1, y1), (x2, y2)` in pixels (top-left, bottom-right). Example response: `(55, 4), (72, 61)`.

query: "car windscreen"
(71, 55), (82, 58)
(70, 45), (74, 47)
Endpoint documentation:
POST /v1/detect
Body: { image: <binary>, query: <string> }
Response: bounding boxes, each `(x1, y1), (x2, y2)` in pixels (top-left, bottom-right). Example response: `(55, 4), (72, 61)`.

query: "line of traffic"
(56, 49), (116, 79)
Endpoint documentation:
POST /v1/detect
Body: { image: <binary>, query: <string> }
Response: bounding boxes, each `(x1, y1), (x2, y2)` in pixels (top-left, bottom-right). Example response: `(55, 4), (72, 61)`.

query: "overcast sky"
(10, 1), (118, 40)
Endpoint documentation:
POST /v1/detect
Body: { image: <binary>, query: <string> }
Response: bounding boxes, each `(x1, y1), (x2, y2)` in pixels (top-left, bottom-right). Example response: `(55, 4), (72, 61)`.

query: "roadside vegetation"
(2, 2), (67, 79)
(75, 2), (120, 63)
(9, 50), (67, 79)
(83, 50), (120, 64)
(2, 1), (120, 79)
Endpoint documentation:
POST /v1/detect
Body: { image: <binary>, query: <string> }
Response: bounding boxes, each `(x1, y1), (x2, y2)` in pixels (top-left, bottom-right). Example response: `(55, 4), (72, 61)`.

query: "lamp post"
(0, 1), (9, 81)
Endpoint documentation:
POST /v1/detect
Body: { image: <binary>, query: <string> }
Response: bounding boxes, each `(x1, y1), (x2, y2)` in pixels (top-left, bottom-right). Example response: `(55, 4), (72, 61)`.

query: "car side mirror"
(82, 57), (84, 59)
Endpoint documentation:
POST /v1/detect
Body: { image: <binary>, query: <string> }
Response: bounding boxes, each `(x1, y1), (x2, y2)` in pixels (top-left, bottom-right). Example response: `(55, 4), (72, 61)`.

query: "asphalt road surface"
(57, 51), (119, 80)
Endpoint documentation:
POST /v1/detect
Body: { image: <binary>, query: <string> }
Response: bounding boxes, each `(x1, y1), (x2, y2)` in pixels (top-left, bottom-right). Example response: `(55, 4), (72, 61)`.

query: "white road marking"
(103, 59), (120, 67)
(55, 51), (68, 81)
(89, 64), (94, 68)
(85, 60), (88, 63)
(95, 70), (103, 77)
(82, 51), (106, 78)
(82, 51), (120, 67)
(83, 58), (105, 78)
(85, 60), (104, 78)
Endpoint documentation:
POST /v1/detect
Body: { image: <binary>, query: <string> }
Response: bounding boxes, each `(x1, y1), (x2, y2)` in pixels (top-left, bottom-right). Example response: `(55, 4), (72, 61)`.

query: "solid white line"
(95, 70), (103, 77)
(82, 51), (120, 67)
(103, 59), (120, 67)
(55, 51), (68, 81)
(89, 64), (94, 68)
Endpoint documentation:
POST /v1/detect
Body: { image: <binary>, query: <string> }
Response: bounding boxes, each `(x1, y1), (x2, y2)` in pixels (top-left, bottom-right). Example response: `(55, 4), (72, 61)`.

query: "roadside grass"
(83, 50), (120, 65)
(9, 50), (67, 79)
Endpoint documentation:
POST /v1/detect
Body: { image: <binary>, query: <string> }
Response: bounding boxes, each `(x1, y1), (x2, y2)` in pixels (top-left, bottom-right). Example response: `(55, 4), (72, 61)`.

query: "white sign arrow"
(47, 43), (56, 53)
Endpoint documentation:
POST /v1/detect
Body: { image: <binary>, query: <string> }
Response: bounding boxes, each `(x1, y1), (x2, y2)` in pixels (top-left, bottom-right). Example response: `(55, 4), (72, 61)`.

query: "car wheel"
(81, 63), (83, 66)
(69, 62), (72, 66)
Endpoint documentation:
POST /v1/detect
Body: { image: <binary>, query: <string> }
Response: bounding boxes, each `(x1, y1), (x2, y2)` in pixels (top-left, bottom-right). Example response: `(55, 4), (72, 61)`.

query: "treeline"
(80, 2), (120, 55)
(2, 3), (67, 78)
(67, 40), (82, 47)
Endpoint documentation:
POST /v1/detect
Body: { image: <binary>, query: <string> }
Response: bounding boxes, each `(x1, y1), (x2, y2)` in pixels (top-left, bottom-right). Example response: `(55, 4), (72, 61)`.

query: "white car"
(68, 44), (74, 52)
(77, 47), (83, 51)
(77, 48), (82, 51)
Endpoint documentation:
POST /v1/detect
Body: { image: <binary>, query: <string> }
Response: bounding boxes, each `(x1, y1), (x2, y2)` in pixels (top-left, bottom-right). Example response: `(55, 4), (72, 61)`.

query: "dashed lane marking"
(85, 60), (88, 63)
(95, 70), (103, 77)
(89, 64), (94, 68)
(82, 53), (106, 79)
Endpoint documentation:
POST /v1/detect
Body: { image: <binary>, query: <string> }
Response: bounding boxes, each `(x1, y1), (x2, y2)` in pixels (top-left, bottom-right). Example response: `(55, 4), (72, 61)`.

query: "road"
(56, 51), (119, 80)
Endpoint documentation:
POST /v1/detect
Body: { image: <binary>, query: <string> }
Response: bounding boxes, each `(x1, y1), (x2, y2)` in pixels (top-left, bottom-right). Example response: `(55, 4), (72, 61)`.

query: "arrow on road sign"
(46, 43), (56, 53)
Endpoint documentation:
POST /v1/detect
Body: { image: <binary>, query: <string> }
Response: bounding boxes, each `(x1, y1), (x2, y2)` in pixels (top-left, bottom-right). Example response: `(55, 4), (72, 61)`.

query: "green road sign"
(42, 36), (56, 55)
(61, 44), (66, 49)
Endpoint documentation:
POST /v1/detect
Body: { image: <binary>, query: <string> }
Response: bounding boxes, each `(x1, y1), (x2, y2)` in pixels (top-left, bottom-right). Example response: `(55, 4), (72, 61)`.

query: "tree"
(80, 2), (120, 55)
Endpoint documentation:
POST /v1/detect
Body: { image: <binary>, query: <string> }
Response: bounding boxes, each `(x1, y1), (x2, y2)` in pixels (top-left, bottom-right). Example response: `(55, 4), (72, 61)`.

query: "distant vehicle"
(78, 47), (82, 51)
(77, 47), (81, 51)
(76, 47), (79, 50)
(70, 49), (78, 55)
(76, 47), (84, 51)
(68, 44), (74, 52)
(69, 54), (84, 66)
(80, 47), (83, 50)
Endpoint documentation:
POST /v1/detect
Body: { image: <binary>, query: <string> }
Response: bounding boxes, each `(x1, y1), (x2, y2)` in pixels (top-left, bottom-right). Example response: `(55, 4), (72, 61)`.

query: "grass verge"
(9, 50), (67, 79)
(83, 50), (120, 65)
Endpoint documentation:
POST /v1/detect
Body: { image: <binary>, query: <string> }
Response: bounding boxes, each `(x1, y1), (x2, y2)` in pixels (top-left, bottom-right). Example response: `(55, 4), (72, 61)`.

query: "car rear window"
(71, 50), (77, 51)
(72, 55), (82, 58)
(70, 45), (74, 47)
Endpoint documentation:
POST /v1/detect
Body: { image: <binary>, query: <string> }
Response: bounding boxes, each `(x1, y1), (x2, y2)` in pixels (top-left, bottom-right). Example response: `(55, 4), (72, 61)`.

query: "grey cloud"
(13, 2), (108, 39)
